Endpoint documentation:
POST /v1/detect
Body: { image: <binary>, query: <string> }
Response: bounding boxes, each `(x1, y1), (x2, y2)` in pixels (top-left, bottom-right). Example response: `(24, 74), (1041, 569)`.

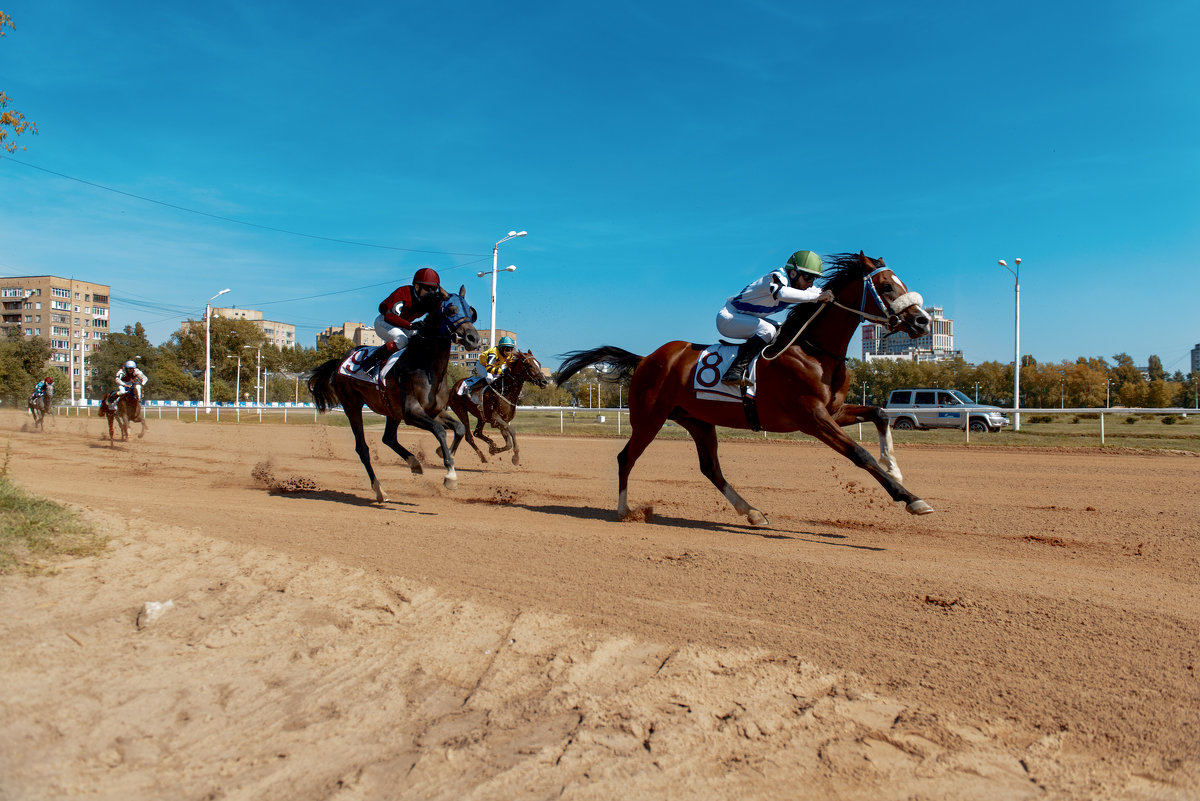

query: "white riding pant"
(372, 315), (414, 351)
(716, 305), (778, 342)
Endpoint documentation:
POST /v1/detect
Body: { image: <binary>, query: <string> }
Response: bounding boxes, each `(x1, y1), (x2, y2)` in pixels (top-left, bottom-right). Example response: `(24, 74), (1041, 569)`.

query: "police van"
(885, 388), (1010, 433)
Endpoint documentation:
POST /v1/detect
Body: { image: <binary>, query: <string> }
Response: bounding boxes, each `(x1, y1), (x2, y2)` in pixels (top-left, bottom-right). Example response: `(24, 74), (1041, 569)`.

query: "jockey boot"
(359, 342), (396, 374)
(722, 337), (768, 387)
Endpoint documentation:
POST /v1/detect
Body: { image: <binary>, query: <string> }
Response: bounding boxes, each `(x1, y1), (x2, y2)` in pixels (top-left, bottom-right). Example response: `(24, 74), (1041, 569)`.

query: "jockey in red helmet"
(360, 267), (445, 374)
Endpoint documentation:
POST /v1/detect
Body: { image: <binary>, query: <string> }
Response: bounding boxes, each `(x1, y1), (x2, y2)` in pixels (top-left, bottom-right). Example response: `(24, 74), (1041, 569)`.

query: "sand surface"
(1, 409), (1197, 800)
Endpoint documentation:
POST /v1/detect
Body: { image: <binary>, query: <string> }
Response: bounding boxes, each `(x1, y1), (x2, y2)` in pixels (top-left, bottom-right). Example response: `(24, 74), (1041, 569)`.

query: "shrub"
(1124, 416), (1138, 424)
(1029, 415), (1053, 424)
(1161, 415), (1177, 425)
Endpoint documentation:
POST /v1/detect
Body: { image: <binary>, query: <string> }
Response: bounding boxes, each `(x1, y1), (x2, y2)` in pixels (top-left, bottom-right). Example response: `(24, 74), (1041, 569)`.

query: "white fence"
(922, 407), (1196, 444)
(53, 402), (1196, 445)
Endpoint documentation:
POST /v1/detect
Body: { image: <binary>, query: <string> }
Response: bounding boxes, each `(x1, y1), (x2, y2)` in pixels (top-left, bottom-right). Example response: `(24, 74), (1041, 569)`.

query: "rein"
(763, 268), (923, 361)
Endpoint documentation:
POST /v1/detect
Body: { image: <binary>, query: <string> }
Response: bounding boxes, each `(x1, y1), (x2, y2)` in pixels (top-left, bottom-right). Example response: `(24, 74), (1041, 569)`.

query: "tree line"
(2, 321), (1196, 410)
(540, 353), (1199, 410)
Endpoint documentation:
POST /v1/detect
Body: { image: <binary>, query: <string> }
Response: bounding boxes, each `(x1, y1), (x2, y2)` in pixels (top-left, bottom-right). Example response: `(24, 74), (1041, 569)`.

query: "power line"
(1, 155), (491, 258)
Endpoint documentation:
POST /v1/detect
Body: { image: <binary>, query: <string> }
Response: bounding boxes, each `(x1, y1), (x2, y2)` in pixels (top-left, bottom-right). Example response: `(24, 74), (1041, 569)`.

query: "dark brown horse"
(447, 349), (550, 465)
(307, 286), (481, 500)
(100, 390), (147, 444)
(555, 252), (934, 527)
(27, 383), (53, 431)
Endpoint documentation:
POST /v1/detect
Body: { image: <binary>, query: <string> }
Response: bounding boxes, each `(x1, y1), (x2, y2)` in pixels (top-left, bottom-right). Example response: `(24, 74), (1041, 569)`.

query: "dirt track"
(1, 409), (1198, 800)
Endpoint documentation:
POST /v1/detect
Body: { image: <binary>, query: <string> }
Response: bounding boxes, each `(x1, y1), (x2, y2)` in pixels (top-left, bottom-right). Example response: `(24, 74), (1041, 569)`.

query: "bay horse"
(100, 390), (147, 444)
(28, 384), (53, 431)
(555, 252), (934, 527)
(447, 349), (550, 465)
(307, 286), (482, 500)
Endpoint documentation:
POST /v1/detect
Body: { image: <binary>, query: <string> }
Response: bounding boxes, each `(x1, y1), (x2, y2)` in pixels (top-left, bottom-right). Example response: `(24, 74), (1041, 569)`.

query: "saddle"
(338, 346), (404, 386)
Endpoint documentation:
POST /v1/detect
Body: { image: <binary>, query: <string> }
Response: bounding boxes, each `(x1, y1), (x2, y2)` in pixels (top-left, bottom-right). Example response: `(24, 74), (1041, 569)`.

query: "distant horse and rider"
(447, 347), (549, 465)
(555, 252), (935, 527)
(27, 377), (54, 431)
(308, 272), (482, 501)
(100, 362), (149, 444)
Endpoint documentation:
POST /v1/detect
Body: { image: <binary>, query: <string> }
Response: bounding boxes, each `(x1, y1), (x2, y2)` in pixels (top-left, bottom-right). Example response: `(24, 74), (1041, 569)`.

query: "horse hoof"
(436, 446), (444, 459)
(906, 500), (935, 515)
(747, 510), (769, 527)
(443, 477), (457, 490)
(511, 454), (520, 466)
(407, 457), (424, 475)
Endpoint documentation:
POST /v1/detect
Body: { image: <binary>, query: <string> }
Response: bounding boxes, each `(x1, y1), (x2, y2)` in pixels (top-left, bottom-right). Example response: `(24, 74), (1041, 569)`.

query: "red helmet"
(412, 267), (441, 289)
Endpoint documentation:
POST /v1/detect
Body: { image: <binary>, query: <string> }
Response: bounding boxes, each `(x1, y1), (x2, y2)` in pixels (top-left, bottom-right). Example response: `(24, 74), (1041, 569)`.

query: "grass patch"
(0, 451), (107, 575)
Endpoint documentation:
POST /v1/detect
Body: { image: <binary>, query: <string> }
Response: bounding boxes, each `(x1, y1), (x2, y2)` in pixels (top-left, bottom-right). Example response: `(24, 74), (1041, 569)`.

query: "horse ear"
(469, 306), (478, 323)
(458, 284), (467, 298)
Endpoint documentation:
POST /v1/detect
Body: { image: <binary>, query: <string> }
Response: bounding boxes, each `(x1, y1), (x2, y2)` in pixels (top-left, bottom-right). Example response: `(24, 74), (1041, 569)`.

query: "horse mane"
(779, 252), (871, 329)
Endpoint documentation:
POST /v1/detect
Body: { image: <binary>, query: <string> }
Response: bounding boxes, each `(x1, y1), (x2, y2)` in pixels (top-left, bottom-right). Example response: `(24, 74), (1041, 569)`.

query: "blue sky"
(2, 1), (1197, 372)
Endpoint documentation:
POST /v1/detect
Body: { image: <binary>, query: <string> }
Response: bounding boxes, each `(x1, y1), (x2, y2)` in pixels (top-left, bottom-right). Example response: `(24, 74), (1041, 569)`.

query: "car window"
(938, 391), (960, 405)
(891, 391), (911, 404)
(914, 391), (936, 405)
(950, 390), (973, 404)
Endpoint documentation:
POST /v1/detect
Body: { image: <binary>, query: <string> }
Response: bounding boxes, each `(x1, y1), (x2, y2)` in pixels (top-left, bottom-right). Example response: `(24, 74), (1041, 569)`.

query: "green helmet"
(785, 250), (823, 277)
(497, 336), (516, 347)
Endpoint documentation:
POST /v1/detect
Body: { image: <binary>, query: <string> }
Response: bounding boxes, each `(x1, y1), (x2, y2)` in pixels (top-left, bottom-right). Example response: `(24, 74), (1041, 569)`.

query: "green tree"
(1147, 354), (1166, 382)
(0, 330), (60, 403)
(314, 335), (355, 365)
(153, 351), (202, 401)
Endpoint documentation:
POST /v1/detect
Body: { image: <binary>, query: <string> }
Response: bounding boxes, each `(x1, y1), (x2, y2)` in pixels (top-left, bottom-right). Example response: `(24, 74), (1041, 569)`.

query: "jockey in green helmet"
(715, 250), (834, 386)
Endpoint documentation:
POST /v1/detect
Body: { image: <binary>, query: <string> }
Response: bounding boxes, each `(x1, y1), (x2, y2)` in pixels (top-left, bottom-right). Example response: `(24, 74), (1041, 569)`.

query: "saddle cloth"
(692, 343), (759, 403)
(337, 346), (403, 384)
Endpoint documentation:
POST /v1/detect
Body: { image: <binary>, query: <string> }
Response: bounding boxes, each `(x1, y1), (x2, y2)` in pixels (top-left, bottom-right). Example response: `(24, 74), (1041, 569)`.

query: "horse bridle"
(850, 266), (924, 329)
(764, 264), (924, 361)
(436, 295), (476, 343)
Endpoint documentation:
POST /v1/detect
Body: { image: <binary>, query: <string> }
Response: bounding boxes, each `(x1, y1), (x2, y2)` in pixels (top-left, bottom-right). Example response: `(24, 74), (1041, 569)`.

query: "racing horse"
(27, 383), (53, 431)
(308, 286), (482, 500)
(446, 349), (550, 465)
(100, 389), (147, 444)
(555, 252), (935, 527)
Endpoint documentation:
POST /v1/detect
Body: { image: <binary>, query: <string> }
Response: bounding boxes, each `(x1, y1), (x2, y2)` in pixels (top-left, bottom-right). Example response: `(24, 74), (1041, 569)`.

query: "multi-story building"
(1191, 343), (1199, 375)
(861, 305), (960, 362)
(212, 307), (296, 349)
(316, 322), (382, 348)
(0, 275), (111, 390)
(180, 307), (296, 349)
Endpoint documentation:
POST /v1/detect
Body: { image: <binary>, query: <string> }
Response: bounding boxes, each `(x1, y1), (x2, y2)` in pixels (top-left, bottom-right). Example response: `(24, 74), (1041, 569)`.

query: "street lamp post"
(244, 345), (261, 405)
(204, 288), (231, 408)
(477, 230), (526, 348)
(1105, 378), (1113, 408)
(234, 354), (242, 404)
(973, 381), (981, 402)
(998, 258), (1022, 431)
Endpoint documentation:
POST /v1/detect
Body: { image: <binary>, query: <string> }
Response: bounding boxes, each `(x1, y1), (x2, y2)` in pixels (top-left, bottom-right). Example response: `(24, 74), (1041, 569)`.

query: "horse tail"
(307, 358), (341, 413)
(555, 346), (644, 385)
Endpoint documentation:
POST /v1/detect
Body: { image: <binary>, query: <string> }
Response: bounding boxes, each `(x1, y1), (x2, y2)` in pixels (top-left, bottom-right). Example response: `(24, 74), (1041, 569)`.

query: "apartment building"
(180, 307), (297, 349)
(316, 322), (382, 348)
(0, 275), (111, 384)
